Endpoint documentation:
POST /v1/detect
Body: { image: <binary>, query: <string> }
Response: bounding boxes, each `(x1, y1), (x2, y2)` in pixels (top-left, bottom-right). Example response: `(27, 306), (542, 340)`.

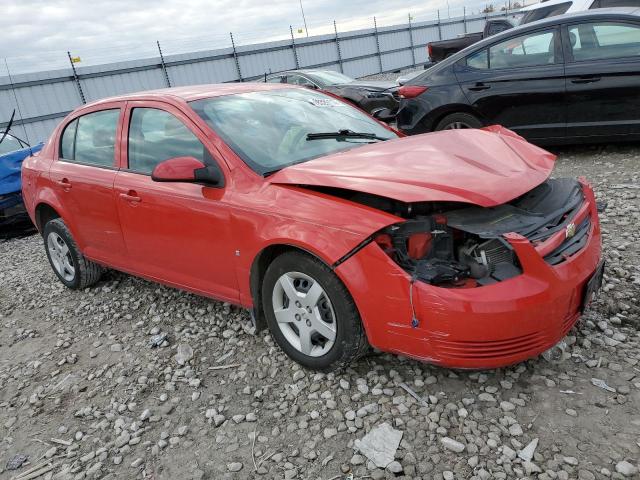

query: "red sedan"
(22, 83), (603, 371)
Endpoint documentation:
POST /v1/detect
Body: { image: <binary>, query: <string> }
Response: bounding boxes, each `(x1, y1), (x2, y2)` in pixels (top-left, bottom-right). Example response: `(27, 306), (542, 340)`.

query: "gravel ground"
(1, 144), (639, 480)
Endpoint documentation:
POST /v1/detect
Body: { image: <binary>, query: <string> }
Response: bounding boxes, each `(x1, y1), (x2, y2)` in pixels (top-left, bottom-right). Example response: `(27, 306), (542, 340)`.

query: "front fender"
(233, 211), (372, 307)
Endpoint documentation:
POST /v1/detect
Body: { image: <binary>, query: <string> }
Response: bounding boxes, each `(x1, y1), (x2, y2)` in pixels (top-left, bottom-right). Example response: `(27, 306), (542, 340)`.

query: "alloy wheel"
(444, 121), (471, 129)
(47, 232), (75, 282)
(271, 271), (336, 357)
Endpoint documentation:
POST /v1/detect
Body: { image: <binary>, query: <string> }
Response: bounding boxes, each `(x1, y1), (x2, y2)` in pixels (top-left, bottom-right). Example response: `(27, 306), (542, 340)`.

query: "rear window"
(59, 110), (120, 167)
(489, 30), (558, 68)
(466, 49), (489, 69)
(568, 22), (640, 61)
(487, 21), (513, 36)
(520, 2), (572, 24)
(0, 135), (23, 155)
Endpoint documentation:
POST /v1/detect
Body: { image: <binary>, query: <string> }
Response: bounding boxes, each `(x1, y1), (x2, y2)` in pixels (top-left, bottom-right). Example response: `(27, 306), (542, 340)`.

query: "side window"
(60, 110), (120, 167)
(489, 30), (557, 69)
(569, 22), (640, 61)
(487, 22), (512, 36)
(60, 119), (77, 159)
(590, 0), (639, 7)
(266, 76), (284, 84)
(128, 108), (206, 174)
(466, 49), (489, 69)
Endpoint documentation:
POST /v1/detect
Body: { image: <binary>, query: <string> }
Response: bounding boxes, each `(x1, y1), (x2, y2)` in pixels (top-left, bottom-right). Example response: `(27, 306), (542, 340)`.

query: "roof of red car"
(86, 82), (291, 107)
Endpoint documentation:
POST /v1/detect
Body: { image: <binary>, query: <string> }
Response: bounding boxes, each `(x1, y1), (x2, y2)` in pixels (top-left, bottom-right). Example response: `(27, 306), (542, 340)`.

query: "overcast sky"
(2, 0), (519, 71)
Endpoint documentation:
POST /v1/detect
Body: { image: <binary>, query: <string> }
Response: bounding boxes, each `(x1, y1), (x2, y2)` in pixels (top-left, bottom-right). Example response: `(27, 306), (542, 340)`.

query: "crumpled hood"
(269, 126), (556, 208)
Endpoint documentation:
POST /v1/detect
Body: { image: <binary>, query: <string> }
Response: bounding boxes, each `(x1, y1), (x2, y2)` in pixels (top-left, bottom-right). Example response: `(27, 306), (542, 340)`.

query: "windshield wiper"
(306, 129), (388, 142)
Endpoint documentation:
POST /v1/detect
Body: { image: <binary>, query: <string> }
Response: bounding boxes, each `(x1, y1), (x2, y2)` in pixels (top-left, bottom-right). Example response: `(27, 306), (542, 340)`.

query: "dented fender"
(227, 183), (403, 307)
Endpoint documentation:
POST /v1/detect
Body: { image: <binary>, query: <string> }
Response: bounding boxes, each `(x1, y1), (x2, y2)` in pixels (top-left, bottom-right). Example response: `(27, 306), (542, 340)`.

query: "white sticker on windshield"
(308, 97), (345, 107)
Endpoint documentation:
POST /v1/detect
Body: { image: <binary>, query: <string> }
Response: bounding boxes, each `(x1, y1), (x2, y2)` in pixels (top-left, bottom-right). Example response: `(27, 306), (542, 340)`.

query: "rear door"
(564, 19), (640, 138)
(456, 26), (567, 141)
(113, 101), (238, 302)
(48, 104), (127, 264)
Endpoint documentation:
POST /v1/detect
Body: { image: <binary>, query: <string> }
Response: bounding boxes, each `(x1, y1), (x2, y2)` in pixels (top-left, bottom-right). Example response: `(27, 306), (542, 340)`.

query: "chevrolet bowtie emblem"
(565, 223), (576, 239)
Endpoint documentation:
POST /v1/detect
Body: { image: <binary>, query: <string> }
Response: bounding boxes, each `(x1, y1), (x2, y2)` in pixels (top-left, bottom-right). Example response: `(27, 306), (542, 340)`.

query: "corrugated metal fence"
(1, 10), (520, 143)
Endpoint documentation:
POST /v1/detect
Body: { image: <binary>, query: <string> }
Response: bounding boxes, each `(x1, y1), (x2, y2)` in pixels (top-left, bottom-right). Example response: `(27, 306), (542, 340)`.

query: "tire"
(261, 251), (368, 372)
(435, 112), (483, 131)
(43, 218), (103, 289)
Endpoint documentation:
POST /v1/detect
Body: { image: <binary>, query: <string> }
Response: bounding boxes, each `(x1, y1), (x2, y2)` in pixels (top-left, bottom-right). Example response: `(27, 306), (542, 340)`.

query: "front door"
(48, 105), (127, 264)
(113, 102), (239, 302)
(456, 27), (566, 141)
(564, 19), (640, 139)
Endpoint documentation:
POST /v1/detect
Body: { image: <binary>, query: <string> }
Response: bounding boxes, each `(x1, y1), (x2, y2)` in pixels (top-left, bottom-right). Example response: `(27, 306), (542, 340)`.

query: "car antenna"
(3, 58), (33, 155)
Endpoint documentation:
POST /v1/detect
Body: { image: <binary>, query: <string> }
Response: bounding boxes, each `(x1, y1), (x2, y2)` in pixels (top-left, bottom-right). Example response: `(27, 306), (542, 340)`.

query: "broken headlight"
(375, 216), (521, 287)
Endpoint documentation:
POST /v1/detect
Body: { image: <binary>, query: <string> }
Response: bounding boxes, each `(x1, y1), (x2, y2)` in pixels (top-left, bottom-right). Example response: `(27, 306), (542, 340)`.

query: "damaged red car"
(22, 84), (603, 371)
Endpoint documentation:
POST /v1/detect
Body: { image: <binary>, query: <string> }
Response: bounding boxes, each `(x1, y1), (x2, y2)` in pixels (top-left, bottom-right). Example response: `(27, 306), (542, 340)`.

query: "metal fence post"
(408, 14), (416, 68)
(230, 33), (244, 82)
(437, 10), (443, 41)
(290, 26), (300, 69)
(157, 41), (172, 87)
(463, 7), (467, 34)
(334, 20), (344, 73)
(373, 17), (383, 73)
(67, 51), (86, 104)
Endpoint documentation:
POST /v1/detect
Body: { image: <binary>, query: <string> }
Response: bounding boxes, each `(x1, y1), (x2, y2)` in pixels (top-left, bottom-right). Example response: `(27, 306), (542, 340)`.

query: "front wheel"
(435, 112), (482, 131)
(261, 251), (368, 371)
(43, 218), (103, 289)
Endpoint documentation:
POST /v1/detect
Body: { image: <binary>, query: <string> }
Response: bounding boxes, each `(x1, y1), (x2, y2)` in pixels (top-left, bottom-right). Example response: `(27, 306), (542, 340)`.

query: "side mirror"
(151, 156), (223, 186)
(371, 108), (396, 123)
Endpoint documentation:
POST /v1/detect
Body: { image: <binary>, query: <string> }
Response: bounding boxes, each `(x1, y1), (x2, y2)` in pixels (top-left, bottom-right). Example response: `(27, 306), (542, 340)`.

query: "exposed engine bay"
(321, 178), (586, 287)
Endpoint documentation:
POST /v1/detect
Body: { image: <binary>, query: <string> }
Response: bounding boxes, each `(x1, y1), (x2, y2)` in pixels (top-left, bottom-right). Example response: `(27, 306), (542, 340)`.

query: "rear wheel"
(435, 112), (482, 131)
(261, 251), (368, 371)
(43, 218), (103, 289)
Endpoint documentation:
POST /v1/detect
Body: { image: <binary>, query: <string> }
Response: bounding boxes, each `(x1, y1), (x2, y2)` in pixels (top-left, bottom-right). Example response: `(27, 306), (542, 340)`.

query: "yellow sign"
(297, 28), (304, 33)
(71, 56), (81, 63)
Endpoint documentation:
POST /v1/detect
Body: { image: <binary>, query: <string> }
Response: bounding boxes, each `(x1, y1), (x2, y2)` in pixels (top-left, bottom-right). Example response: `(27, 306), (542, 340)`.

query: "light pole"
(299, 0), (309, 37)
(446, 0), (451, 18)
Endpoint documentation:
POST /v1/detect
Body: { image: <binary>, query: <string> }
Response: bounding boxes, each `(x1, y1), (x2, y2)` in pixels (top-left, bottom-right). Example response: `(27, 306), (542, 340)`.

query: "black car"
(264, 69), (399, 115)
(396, 8), (640, 145)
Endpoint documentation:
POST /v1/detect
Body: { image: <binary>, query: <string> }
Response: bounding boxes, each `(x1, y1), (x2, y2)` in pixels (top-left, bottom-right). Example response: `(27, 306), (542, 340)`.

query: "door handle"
(571, 77), (601, 84)
(120, 191), (141, 203)
(56, 178), (72, 190)
(468, 82), (491, 91)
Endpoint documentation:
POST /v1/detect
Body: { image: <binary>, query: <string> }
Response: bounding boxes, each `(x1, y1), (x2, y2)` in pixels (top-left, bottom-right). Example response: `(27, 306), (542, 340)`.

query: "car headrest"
(93, 129), (114, 148)
(164, 117), (190, 138)
(569, 31), (577, 48)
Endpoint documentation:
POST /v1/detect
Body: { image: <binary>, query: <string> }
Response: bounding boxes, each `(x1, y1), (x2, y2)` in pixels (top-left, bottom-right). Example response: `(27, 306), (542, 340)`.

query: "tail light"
(427, 43), (434, 60)
(398, 85), (428, 99)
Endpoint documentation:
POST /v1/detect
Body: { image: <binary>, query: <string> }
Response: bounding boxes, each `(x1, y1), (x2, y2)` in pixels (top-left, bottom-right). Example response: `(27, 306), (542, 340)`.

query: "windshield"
(520, 2), (572, 24)
(307, 71), (354, 85)
(190, 88), (397, 175)
(0, 134), (24, 155)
